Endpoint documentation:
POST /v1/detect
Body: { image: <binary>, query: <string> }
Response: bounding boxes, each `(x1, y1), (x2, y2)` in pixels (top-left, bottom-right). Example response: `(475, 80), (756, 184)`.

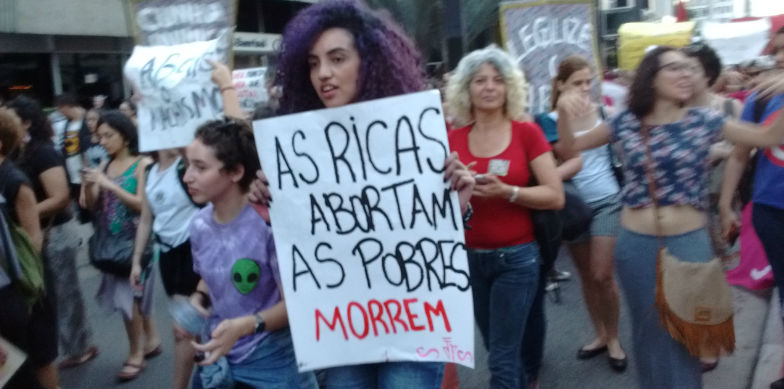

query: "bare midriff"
(621, 204), (706, 236)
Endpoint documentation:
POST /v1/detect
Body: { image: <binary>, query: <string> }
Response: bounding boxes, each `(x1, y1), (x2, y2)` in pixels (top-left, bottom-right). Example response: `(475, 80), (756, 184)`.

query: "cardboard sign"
(702, 18), (771, 66)
(232, 67), (269, 113)
(253, 90), (474, 371)
(128, 0), (237, 63)
(124, 39), (223, 152)
(618, 22), (695, 71)
(500, 0), (601, 115)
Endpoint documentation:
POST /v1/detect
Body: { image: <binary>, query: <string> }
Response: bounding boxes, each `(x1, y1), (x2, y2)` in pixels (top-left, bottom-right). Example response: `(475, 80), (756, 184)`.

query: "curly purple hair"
(275, 0), (425, 114)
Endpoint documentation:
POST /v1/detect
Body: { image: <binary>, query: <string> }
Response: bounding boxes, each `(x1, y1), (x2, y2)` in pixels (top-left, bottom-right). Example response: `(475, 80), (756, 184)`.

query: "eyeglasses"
(659, 62), (699, 74)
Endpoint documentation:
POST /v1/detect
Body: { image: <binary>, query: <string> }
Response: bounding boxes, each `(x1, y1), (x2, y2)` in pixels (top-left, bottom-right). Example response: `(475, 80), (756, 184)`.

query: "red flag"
(675, 0), (689, 22)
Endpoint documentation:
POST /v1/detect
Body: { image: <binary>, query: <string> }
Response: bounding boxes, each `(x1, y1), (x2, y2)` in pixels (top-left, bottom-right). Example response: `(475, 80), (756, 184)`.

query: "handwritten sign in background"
(702, 18), (770, 66)
(500, 0), (601, 115)
(232, 67), (269, 113)
(124, 39), (223, 152)
(128, 0), (237, 64)
(253, 90), (474, 371)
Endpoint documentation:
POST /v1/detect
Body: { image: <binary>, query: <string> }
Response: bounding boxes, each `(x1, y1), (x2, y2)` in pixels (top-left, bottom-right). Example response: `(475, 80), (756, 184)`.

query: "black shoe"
(608, 355), (627, 372)
(549, 269), (572, 282)
(771, 378), (784, 389)
(576, 345), (607, 359)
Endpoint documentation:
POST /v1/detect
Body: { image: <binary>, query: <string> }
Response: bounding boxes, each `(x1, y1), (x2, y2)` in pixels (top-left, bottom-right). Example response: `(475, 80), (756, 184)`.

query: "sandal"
(143, 344), (163, 359)
(117, 360), (146, 382)
(58, 346), (99, 369)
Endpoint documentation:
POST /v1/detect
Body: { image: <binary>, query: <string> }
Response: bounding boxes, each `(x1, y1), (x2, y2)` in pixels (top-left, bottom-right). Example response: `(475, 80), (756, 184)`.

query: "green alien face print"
(231, 258), (260, 295)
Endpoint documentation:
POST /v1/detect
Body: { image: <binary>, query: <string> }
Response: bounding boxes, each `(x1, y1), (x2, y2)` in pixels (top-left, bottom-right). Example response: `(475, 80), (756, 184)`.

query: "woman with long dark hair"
(6, 96), (98, 370)
(0, 106), (52, 389)
(252, 1), (475, 387)
(556, 46), (784, 388)
(82, 111), (159, 382)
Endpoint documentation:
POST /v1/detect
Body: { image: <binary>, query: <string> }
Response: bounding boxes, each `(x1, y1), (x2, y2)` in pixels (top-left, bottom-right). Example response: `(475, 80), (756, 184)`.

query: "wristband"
(220, 86), (235, 93)
(508, 186), (519, 203)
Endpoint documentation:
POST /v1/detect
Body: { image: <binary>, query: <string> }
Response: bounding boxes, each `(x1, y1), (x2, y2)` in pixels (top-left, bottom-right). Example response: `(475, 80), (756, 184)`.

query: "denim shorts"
(570, 192), (621, 243)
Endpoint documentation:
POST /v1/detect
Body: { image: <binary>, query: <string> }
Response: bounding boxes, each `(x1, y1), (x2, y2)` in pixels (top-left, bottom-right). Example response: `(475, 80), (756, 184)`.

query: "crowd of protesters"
(2, 1), (784, 389)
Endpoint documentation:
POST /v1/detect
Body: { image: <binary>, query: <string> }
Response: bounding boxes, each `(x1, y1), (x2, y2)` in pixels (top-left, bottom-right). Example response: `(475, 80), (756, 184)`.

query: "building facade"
(0, 0), (311, 107)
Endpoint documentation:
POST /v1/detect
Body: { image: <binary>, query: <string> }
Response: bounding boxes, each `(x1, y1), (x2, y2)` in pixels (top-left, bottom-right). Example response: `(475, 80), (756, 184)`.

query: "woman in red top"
(445, 45), (564, 389)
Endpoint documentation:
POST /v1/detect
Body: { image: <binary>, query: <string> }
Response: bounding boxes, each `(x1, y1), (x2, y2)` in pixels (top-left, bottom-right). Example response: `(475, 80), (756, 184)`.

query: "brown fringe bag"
(641, 126), (735, 357)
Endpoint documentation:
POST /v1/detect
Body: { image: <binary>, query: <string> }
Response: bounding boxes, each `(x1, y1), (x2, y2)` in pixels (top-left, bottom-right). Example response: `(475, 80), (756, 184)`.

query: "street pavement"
(59, 222), (776, 388)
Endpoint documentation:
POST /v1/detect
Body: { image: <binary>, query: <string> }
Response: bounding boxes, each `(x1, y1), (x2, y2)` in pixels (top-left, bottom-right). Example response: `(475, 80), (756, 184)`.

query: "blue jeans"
(522, 269), (547, 384)
(323, 362), (444, 389)
(468, 242), (541, 389)
(615, 227), (709, 389)
(192, 329), (317, 389)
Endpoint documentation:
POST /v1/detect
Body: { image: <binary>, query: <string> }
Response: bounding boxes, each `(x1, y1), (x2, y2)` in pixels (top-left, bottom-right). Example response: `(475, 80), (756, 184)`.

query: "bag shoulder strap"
(640, 125), (666, 248)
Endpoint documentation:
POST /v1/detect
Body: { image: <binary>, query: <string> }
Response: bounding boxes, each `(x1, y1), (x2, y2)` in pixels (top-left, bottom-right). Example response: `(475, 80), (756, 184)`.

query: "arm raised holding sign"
(208, 60), (245, 120)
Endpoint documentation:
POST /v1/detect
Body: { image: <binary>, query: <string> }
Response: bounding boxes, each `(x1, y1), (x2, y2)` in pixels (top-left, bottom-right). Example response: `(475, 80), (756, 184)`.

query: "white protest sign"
(232, 67), (269, 113)
(253, 90), (474, 371)
(124, 39), (223, 152)
(702, 18), (771, 66)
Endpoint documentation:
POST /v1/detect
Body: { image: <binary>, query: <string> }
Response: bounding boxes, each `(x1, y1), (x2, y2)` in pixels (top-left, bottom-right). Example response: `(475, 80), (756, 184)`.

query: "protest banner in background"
(128, 0), (237, 63)
(124, 39), (223, 152)
(500, 0), (601, 115)
(618, 22), (694, 71)
(702, 18), (771, 66)
(733, 14), (784, 55)
(232, 67), (269, 113)
(253, 90), (474, 371)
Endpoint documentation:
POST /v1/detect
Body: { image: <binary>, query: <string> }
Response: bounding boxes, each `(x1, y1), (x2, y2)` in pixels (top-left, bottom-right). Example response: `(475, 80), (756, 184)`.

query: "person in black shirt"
(0, 107), (57, 389)
(6, 96), (98, 370)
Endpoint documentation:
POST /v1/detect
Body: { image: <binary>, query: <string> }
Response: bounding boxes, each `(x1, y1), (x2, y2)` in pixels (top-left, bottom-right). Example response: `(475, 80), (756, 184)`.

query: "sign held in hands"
(124, 38), (224, 152)
(253, 90), (474, 371)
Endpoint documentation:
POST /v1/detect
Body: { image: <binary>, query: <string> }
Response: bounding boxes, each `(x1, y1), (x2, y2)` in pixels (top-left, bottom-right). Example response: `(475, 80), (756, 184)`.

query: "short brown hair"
(0, 107), (23, 156)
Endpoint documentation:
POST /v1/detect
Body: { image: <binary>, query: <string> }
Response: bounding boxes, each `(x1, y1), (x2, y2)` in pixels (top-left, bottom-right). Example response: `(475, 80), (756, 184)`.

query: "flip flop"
(143, 344), (162, 359)
(117, 360), (146, 382)
(58, 346), (99, 369)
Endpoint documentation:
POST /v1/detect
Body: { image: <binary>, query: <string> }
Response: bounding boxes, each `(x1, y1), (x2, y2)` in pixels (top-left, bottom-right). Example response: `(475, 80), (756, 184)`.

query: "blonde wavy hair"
(445, 45), (528, 127)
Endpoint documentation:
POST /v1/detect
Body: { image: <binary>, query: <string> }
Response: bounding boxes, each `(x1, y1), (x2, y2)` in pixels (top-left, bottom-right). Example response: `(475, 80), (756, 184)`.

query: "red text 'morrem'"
(315, 298), (452, 341)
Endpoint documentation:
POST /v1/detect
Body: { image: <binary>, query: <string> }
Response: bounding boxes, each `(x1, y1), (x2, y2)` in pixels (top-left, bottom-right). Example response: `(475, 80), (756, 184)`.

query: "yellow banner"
(618, 22), (695, 70)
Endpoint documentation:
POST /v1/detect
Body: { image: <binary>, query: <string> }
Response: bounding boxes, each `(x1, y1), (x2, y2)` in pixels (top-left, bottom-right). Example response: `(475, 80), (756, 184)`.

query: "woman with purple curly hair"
(263, 1), (476, 388)
(275, 0), (425, 114)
